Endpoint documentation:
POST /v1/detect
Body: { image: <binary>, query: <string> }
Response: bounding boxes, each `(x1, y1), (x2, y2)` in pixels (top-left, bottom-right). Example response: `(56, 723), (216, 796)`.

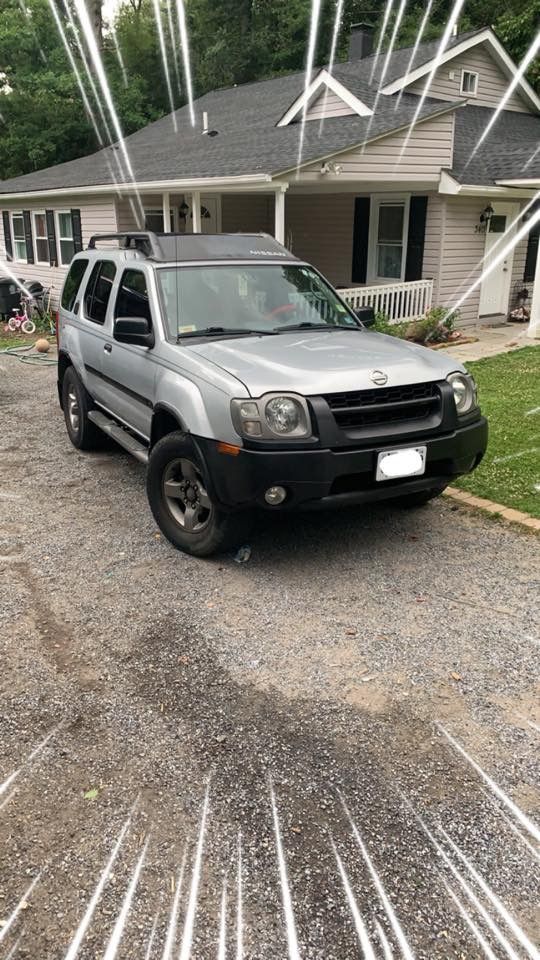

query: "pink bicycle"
(7, 295), (36, 335)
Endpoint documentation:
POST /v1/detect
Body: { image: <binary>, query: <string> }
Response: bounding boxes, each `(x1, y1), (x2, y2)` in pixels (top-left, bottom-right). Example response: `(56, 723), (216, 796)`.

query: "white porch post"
(274, 186), (286, 244)
(162, 192), (171, 232)
(527, 237), (540, 338)
(191, 191), (201, 233)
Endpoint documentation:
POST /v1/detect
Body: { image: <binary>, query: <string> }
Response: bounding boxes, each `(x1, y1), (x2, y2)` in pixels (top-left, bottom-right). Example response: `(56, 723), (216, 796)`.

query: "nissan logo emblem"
(370, 370), (388, 386)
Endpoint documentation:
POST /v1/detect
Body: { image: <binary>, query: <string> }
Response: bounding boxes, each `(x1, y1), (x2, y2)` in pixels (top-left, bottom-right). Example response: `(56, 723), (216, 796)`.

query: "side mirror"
(113, 316), (154, 347)
(355, 305), (375, 327)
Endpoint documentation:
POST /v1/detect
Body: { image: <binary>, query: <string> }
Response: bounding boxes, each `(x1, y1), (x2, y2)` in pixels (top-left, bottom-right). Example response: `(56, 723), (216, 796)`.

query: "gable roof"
(277, 69), (373, 125)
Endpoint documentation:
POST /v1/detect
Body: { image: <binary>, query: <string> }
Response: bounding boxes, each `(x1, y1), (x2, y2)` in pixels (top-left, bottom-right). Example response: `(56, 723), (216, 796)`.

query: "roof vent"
(348, 23), (374, 61)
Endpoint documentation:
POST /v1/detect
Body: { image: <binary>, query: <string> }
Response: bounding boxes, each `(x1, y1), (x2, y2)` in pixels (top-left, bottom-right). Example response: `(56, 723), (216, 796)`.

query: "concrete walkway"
(441, 322), (538, 363)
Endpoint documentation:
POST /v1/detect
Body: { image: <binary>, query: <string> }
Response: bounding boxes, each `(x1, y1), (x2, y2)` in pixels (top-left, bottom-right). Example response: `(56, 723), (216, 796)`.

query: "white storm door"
(479, 203), (518, 316)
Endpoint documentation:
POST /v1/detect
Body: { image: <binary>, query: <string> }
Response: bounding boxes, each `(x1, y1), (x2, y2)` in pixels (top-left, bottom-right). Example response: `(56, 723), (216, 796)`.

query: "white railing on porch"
(340, 279), (434, 323)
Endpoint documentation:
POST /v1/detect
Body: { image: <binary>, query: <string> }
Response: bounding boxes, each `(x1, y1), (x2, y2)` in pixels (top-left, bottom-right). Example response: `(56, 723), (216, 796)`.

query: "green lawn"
(455, 347), (540, 517)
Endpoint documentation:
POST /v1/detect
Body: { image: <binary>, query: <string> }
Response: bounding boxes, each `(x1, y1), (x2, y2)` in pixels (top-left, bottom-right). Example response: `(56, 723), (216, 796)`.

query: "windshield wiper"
(177, 326), (278, 340)
(274, 322), (361, 332)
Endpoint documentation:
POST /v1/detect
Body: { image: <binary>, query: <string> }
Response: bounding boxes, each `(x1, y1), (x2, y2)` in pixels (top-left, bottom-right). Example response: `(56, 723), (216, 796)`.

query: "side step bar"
(88, 410), (149, 464)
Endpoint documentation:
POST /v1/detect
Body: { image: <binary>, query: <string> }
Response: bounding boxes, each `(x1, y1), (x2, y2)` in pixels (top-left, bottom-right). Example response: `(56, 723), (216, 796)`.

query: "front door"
(200, 196), (221, 234)
(479, 202), (518, 316)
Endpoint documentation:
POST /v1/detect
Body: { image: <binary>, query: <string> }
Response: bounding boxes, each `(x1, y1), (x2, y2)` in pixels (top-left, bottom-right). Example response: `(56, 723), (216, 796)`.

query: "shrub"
(372, 307), (459, 344)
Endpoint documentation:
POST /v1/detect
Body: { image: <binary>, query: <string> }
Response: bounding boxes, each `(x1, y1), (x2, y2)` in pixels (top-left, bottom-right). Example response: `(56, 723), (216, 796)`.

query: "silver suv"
(57, 232), (487, 556)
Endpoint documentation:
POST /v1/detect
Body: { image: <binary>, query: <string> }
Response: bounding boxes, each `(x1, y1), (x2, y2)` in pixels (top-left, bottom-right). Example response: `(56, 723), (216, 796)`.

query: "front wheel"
(146, 431), (250, 557)
(392, 485), (447, 508)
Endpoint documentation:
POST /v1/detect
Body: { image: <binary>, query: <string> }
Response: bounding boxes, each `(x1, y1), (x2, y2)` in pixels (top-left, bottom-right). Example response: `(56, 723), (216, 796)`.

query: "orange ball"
(35, 338), (50, 353)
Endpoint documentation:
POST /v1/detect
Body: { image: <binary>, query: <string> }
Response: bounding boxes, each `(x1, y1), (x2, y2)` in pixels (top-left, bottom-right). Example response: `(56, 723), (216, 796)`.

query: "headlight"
(447, 372), (477, 415)
(231, 394), (311, 439)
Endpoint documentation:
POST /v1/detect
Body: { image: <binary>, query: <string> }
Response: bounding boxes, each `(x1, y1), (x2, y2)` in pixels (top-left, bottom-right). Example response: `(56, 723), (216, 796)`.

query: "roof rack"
(87, 232), (163, 258)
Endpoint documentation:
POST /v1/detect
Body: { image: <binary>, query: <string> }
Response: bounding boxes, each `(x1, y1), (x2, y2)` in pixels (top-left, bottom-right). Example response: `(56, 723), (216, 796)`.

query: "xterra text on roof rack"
(57, 232), (487, 556)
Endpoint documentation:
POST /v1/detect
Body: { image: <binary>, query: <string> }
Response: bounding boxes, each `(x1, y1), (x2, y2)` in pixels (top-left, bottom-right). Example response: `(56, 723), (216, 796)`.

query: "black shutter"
(405, 196), (428, 281)
(2, 211), (13, 261)
(524, 222), (539, 283)
(71, 209), (83, 253)
(22, 210), (34, 264)
(351, 197), (370, 284)
(45, 210), (57, 266)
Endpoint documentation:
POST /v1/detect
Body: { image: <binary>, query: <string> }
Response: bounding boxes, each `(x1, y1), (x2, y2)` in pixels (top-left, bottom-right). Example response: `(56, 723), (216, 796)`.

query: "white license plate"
(375, 446), (427, 481)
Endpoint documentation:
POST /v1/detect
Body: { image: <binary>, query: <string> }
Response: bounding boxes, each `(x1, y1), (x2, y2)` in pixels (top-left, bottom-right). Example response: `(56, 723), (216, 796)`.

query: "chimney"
(348, 23), (374, 61)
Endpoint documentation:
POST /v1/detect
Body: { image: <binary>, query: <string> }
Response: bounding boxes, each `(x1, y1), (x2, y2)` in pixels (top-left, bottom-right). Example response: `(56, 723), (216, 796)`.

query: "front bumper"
(195, 416), (488, 511)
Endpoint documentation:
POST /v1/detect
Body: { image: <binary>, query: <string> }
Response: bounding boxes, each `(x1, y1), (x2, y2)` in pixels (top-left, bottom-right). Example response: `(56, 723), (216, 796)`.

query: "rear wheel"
(392, 485), (446, 508)
(146, 431), (250, 557)
(62, 366), (102, 451)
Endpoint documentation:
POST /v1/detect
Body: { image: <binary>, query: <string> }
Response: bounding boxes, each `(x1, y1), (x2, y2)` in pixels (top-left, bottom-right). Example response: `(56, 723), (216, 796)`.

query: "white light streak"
(394, 0), (465, 167)
(110, 21), (128, 88)
(0, 260), (31, 297)
(162, 851), (187, 960)
(236, 831), (243, 960)
(151, 0), (178, 130)
(0, 874), (41, 945)
(440, 827), (540, 960)
(493, 448), (539, 464)
(443, 879), (499, 960)
(166, 0), (182, 97)
(178, 783), (211, 960)
(217, 879), (227, 960)
(318, 0), (344, 135)
(375, 919), (394, 959)
(340, 794), (415, 959)
(5, 936), (22, 960)
(491, 801), (540, 864)
(369, 0), (395, 85)
(465, 32), (540, 166)
(64, 816), (131, 960)
(296, 0), (322, 172)
(437, 724), (540, 843)
(525, 406), (540, 417)
(61, 0), (114, 146)
(175, 0), (195, 126)
(269, 780), (301, 960)
(102, 839), (149, 960)
(394, 0), (434, 110)
(144, 913), (159, 960)
(332, 841), (376, 959)
(46, 0), (104, 146)
(523, 143), (540, 171)
(361, 0), (407, 153)
(0, 725), (60, 798)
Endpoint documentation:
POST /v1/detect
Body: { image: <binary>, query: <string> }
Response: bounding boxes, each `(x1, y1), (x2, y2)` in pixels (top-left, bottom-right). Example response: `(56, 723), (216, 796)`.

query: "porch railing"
(340, 278), (434, 323)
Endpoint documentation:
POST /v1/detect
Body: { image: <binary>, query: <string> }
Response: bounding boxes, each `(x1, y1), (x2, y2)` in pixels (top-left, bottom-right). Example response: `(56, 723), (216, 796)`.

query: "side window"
(84, 260), (116, 325)
(61, 259), (88, 312)
(114, 269), (152, 324)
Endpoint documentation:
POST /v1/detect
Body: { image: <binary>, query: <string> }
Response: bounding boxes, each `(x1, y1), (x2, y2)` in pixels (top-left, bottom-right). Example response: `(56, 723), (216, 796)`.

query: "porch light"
(479, 203), (494, 226)
(179, 201), (189, 219)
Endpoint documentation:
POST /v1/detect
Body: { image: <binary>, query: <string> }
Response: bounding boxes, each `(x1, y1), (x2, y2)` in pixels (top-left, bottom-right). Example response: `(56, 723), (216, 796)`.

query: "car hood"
(187, 330), (465, 397)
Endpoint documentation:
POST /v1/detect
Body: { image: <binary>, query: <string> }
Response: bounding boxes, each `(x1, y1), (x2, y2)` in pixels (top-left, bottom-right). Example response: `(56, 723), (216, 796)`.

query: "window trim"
(460, 69), (479, 96)
(32, 210), (49, 264)
(56, 210), (75, 266)
(11, 212), (27, 263)
(367, 195), (410, 284)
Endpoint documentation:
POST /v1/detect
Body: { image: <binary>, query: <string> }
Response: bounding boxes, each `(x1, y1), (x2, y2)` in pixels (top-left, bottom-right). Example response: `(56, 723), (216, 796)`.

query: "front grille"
(324, 382), (440, 430)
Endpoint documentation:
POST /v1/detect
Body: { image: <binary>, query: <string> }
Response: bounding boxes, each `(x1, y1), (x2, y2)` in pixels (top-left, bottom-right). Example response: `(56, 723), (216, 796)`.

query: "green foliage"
(372, 306), (458, 343)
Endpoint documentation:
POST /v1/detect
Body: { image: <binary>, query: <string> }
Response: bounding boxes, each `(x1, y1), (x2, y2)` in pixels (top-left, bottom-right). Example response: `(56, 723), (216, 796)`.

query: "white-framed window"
(11, 213), (27, 262)
(56, 211), (75, 265)
(460, 70), (478, 96)
(144, 209), (165, 232)
(368, 196), (410, 282)
(33, 211), (49, 263)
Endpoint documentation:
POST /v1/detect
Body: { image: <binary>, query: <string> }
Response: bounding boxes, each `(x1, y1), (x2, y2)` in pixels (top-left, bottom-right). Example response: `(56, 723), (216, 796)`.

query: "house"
(0, 24), (539, 328)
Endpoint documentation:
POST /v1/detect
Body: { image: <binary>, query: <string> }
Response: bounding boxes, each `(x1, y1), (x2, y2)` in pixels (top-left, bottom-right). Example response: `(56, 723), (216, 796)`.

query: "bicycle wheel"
(21, 318), (36, 334)
(8, 316), (21, 331)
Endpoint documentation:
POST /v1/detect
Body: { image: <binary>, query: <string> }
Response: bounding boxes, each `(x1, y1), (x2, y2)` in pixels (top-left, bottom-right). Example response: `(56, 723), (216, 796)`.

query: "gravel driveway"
(1, 356), (538, 960)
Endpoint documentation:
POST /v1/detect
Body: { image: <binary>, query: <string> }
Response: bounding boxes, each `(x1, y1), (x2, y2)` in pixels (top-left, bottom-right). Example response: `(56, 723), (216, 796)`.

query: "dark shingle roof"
(451, 106), (540, 184)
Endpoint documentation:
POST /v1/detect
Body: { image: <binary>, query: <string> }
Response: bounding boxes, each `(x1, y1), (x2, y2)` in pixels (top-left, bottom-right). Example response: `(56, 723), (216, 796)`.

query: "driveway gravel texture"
(0, 357), (538, 960)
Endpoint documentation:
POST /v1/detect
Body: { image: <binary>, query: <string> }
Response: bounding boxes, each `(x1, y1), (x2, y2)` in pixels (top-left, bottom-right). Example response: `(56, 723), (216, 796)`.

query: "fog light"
(264, 485), (287, 505)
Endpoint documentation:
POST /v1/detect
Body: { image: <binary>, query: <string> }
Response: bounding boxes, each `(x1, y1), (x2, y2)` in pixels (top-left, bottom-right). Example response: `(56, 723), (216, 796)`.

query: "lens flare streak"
(102, 839), (149, 960)
(332, 842), (377, 959)
(5, 936), (22, 960)
(369, 0), (394, 85)
(0, 874), (41, 945)
(110, 21), (128, 88)
(296, 0), (322, 172)
(375, 919), (394, 959)
(394, 0), (434, 110)
(236, 832), (243, 960)
(270, 781), (301, 960)
(175, 0), (195, 126)
(360, 0), (408, 154)
(0, 725), (60, 798)
(217, 880), (227, 960)
(443, 880), (499, 960)
(318, 0), (344, 135)
(166, 0), (182, 97)
(178, 783), (211, 960)
(162, 852), (187, 960)
(151, 0), (178, 130)
(144, 914), (159, 960)
(46, 0), (104, 146)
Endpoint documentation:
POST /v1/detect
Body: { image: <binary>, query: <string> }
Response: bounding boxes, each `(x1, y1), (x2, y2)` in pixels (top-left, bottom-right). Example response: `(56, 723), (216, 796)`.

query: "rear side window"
(115, 269), (152, 324)
(61, 258), (88, 312)
(84, 260), (117, 324)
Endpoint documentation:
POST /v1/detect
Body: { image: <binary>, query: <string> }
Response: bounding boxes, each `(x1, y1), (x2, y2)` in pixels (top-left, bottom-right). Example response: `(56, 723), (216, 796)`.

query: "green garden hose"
(0, 344), (57, 365)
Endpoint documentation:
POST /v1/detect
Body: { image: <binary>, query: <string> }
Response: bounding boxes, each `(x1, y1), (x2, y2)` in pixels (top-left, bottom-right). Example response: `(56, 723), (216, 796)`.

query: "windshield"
(156, 264), (359, 338)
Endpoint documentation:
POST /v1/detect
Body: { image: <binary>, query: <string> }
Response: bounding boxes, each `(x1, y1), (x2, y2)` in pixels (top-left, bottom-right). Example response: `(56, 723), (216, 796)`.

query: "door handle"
(104, 343), (112, 353)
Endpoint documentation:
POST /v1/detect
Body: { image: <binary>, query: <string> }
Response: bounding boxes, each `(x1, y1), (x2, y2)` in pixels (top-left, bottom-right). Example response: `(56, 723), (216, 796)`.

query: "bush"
(371, 307), (459, 344)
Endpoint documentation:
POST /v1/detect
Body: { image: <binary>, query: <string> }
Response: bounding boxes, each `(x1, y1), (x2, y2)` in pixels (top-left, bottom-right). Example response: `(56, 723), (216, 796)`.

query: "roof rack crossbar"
(87, 232), (163, 258)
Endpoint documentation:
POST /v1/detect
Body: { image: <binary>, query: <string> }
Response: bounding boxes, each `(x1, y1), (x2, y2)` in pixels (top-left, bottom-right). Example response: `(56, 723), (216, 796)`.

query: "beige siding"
(0, 196), (117, 304)
(304, 89), (356, 121)
(300, 112), (455, 182)
(285, 194), (355, 287)
(221, 194), (273, 233)
(407, 44), (531, 113)
(422, 194), (445, 302)
(510, 204), (536, 308)
(436, 196), (484, 323)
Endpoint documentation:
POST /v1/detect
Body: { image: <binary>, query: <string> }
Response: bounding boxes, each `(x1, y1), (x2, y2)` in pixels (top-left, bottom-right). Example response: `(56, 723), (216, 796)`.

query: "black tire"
(62, 366), (103, 451)
(392, 485), (447, 508)
(146, 431), (251, 557)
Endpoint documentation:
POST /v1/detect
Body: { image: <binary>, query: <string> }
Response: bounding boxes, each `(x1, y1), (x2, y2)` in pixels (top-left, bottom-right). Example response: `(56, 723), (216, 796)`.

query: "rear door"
(98, 267), (156, 439)
(77, 259), (118, 406)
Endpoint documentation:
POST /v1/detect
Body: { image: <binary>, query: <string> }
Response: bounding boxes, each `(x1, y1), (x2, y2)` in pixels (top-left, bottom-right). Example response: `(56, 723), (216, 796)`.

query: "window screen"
(58, 212), (75, 265)
(115, 269), (152, 323)
(84, 260), (116, 324)
(61, 259), (89, 312)
(33, 213), (48, 263)
(461, 71), (478, 95)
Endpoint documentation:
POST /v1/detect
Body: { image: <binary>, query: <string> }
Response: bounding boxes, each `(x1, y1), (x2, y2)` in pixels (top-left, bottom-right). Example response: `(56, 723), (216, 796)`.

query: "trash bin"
(0, 278), (22, 319)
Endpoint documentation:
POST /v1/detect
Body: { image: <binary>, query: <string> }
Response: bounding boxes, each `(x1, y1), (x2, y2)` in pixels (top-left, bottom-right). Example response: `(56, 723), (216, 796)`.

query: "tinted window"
(115, 269), (152, 323)
(84, 260), (116, 324)
(61, 259), (88, 312)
